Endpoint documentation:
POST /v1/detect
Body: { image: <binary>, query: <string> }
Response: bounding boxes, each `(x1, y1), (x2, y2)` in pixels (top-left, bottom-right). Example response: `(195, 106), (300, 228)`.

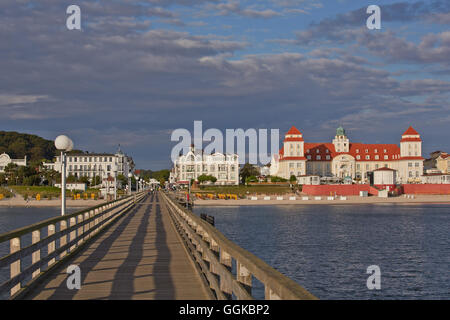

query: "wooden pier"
(0, 191), (316, 300)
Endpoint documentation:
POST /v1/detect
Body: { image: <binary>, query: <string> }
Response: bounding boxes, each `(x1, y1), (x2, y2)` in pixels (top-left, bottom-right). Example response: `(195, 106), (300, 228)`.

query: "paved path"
(24, 193), (210, 300)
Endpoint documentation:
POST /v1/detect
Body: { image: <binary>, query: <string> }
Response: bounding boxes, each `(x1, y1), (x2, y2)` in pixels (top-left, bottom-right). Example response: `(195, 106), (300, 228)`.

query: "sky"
(0, 0), (449, 170)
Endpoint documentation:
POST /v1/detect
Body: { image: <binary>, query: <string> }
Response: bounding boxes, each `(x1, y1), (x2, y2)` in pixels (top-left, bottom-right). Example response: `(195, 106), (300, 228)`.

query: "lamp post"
(55, 135), (73, 216)
(128, 172), (132, 195)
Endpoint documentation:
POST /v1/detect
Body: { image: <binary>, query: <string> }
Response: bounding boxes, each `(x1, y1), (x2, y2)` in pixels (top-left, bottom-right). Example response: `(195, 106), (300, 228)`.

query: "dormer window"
(326, 149), (329, 153)
(366, 155), (370, 160)
(316, 149), (319, 154)
(375, 155), (379, 160)
(384, 149), (387, 153)
(356, 149), (359, 153)
(356, 155), (361, 160)
(307, 155), (311, 160)
(374, 149), (378, 153)
(365, 149), (369, 153)
(316, 155), (321, 160)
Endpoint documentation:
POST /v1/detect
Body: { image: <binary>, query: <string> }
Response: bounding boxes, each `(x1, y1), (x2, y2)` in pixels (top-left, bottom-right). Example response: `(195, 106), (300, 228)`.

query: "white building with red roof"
(270, 126), (424, 184)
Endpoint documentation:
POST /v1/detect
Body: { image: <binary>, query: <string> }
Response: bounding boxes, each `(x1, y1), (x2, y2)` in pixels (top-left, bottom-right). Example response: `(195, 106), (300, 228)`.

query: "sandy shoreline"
(0, 197), (107, 208)
(194, 195), (450, 206)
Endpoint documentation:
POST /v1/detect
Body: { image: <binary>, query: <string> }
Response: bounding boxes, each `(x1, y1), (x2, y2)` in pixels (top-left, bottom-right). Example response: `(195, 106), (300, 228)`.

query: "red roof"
(402, 126), (419, 136)
(400, 137), (422, 142)
(301, 143), (401, 162)
(286, 126), (302, 135)
(284, 137), (304, 142)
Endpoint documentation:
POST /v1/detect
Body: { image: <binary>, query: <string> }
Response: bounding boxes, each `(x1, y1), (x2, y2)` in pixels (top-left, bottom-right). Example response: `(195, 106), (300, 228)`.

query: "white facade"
(373, 168), (396, 185)
(43, 148), (134, 182)
(421, 174), (450, 184)
(173, 146), (239, 185)
(54, 183), (87, 191)
(0, 153), (27, 173)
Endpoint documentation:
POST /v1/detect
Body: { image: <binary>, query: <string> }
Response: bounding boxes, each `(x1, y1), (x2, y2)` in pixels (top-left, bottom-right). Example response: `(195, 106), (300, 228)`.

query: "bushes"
(0, 187), (13, 198)
(197, 175), (217, 184)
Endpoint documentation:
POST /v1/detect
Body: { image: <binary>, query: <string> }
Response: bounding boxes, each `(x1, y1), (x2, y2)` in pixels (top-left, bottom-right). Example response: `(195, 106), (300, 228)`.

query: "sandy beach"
(194, 195), (450, 206)
(0, 195), (107, 208)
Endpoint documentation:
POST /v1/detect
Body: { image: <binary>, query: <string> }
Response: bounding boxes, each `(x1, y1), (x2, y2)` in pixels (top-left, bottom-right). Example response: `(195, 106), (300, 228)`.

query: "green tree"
(91, 175), (101, 186)
(67, 174), (78, 183)
(79, 176), (90, 186)
(290, 175), (297, 182)
(239, 163), (259, 184)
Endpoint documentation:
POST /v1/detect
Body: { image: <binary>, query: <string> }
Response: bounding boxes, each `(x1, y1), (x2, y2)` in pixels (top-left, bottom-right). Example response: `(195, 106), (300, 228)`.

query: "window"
(356, 149), (359, 153)
(316, 149), (319, 153)
(374, 149), (378, 153)
(326, 149), (329, 153)
(384, 155), (388, 160)
(409, 171), (413, 177)
(415, 162), (419, 167)
(416, 171), (419, 177)
(365, 149), (369, 153)
(408, 163), (412, 167)
(366, 155), (370, 160)
(356, 164), (360, 170)
(289, 163), (294, 168)
(375, 164), (379, 169)
(316, 155), (321, 160)
(307, 155), (311, 160)
(375, 155), (379, 160)
(384, 149), (387, 153)
(326, 155), (330, 160)
(366, 164), (370, 170)
(297, 163), (302, 168)
(356, 155), (361, 160)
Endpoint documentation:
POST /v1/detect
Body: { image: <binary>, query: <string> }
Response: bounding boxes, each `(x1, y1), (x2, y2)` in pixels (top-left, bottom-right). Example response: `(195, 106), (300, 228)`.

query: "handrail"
(160, 191), (317, 300)
(0, 191), (147, 299)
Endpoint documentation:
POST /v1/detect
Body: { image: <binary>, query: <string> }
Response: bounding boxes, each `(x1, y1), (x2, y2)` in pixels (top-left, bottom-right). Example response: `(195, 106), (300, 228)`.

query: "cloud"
(209, 1), (281, 18)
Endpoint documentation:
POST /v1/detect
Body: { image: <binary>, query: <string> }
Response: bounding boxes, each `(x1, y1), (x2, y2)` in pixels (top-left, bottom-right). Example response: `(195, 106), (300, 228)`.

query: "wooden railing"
(0, 192), (147, 299)
(161, 192), (317, 300)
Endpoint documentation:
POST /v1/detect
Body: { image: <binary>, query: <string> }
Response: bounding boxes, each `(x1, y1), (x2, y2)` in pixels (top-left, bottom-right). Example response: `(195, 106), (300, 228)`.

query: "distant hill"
(0, 131), (57, 163)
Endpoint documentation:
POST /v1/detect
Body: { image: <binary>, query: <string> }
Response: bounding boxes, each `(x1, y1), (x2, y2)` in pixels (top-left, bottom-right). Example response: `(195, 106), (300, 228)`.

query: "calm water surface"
(194, 204), (450, 300)
(0, 206), (83, 299)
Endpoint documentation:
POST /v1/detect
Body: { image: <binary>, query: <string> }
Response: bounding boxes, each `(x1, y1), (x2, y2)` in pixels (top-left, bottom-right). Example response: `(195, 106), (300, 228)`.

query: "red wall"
(402, 184), (450, 195)
(302, 185), (378, 196)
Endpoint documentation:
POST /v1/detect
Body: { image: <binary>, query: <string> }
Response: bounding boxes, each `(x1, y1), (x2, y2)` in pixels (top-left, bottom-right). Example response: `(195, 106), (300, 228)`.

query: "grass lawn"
(194, 185), (294, 196)
(10, 186), (101, 199)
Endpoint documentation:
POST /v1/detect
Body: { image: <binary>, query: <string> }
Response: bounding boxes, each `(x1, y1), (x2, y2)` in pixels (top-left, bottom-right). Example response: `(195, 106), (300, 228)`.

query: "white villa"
(0, 153), (27, 173)
(270, 126), (424, 184)
(43, 147), (134, 182)
(172, 145), (239, 185)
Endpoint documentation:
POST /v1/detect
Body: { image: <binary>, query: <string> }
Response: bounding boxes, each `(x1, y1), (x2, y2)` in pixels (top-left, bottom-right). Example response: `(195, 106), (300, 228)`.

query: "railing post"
(220, 250), (233, 299)
(83, 212), (89, 241)
(48, 224), (56, 266)
(60, 220), (67, 259)
(10, 237), (21, 296)
(265, 286), (281, 300)
(237, 262), (252, 295)
(69, 217), (76, 251)
(31, 230), (41, 278)
(77, 214), (84, 245)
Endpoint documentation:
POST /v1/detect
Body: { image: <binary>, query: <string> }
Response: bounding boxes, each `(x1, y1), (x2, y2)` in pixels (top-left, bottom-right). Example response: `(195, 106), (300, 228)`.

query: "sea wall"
(302, 185), (379, 196)
(402, 184), (450, 195)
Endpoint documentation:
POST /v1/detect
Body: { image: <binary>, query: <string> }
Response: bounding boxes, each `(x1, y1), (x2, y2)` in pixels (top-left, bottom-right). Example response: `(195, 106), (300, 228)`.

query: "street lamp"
(55, 135), (73, 216)
(128, 172), (132, 195)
